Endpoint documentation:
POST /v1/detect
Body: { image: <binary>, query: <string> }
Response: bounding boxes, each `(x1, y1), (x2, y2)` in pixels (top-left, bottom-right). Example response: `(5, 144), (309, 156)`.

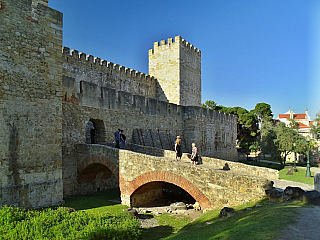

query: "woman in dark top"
(175, 137), (182, 162)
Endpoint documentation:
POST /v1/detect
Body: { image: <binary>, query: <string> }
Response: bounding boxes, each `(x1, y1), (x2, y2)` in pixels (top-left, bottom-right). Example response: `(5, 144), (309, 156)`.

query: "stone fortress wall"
(61, 67), (237, 196)
(0, 0), (63, 208)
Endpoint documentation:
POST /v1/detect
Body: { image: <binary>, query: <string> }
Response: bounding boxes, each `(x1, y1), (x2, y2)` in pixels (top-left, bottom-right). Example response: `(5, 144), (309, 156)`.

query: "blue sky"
(50, 0), (320, 119)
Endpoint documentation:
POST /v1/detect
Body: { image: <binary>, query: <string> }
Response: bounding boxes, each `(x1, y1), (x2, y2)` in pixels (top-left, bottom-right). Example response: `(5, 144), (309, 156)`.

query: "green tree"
(201, 100), (218, 110)
(288, 118), (299, 130)
(260, 121), (307, 168)
(311, 111), (320, 140)
(253, 103), (273, 124)
(202, 100), (259, 156)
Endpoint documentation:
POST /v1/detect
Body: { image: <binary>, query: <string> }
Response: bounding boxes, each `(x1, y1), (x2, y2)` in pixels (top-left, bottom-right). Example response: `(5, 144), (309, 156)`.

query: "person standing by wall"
(120, 130), (126, 149)
(191, 143), (198, 165)
(114, 129), (121, 149)
(175, 136), (182, 162)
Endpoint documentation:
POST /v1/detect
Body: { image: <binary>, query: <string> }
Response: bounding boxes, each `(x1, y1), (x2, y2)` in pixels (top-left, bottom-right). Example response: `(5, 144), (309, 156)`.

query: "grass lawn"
(162, 201), (307, 240)
(63, 188), (127, 214)
(61, 189), (310, 240)
(279, 168), (315, 185)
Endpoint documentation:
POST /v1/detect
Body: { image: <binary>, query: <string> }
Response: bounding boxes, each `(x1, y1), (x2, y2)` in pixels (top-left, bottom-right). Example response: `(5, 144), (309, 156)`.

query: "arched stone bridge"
(73, 144), (278, 210)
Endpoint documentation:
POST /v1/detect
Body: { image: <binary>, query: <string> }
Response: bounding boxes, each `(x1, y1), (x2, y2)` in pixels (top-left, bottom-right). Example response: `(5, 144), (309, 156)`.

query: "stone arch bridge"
(72, 144), (278, 210)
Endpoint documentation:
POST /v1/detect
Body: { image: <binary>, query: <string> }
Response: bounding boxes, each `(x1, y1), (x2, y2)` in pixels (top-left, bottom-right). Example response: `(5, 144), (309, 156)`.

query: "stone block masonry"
(149, 36), (201, 107)
(0, 0), (63, 208)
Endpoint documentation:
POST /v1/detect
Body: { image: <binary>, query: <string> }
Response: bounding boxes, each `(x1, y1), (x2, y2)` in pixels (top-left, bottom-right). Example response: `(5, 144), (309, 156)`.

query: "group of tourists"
(113, 130), (198, 164)
(174, 136), (198, 165)
(113, 129), (126, 149)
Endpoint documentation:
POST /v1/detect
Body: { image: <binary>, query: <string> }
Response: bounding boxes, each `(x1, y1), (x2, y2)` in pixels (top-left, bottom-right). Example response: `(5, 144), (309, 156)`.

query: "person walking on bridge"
(175, 136), (182, 162)
(120, 129), (126, 149)
(191, 143), (198, 165)
(114, 129), (120, 149)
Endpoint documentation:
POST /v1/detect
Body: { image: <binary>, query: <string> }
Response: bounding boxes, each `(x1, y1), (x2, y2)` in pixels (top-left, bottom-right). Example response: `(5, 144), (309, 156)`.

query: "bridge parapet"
(200, 156), (279, 180)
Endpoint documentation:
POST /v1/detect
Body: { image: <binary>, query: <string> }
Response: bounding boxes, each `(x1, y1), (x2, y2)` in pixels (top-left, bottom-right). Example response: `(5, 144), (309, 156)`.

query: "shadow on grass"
(63, 188), (122, 211)
(141, 225), (174, 240)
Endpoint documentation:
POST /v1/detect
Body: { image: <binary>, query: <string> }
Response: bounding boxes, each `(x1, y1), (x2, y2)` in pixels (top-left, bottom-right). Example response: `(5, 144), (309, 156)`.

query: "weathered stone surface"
(0, 0), (63, 208)
(305, 191), (320, 205)
(219, 207), (235, 218)
(284, 187), (306, 201)
(170, 202), (187, 211)
(265, 186), (320, 206)
(315, 173), (320, 192)
(265, 188), (284, 202)
(194, 202), (201, 210)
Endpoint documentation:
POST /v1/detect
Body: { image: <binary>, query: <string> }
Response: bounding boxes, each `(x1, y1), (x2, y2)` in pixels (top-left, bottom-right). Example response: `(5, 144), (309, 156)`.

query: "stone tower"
(149, 36), (201, 107)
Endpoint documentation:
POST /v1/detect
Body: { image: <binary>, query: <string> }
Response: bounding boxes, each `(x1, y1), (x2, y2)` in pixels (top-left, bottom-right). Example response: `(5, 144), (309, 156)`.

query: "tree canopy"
(260, 121), (307, 168)
(253, 103), (273, 123)
(311, 111), (320, 140)
(201, 100), (310, 168)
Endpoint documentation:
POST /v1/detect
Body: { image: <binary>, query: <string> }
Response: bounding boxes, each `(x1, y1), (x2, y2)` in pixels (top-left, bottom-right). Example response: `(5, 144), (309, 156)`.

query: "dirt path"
(276, 206), (320, 240)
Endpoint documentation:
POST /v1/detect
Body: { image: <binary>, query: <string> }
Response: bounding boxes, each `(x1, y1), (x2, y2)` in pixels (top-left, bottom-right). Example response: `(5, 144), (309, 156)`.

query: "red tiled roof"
(298, 122), (309, 129)
(278, 113), (306, 120)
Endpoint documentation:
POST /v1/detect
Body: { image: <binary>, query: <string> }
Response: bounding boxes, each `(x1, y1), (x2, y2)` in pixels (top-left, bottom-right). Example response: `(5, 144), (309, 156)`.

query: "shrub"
(0, 206), (141, 240)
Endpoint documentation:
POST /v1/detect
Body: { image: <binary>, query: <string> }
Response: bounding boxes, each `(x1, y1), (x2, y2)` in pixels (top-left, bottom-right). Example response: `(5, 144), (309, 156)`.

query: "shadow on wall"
(78, 163), (118, 195)
(132, 129), (187, 152)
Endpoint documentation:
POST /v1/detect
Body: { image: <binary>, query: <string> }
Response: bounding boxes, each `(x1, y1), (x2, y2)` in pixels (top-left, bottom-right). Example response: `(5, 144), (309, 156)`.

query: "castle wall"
(62, 98), (184, 196)
(62, 47), (167, 103)
(61, 78), (237, 196)
(0, 0), (63, 207)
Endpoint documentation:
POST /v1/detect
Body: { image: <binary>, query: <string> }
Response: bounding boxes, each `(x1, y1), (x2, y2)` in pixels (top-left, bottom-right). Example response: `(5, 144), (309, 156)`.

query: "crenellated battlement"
(149, 35), (201, 56)
(62, 47), (157, 84)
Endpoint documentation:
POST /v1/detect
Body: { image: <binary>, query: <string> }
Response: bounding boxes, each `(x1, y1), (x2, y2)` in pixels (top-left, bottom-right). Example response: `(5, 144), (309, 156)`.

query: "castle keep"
(0, 0), (240, 208)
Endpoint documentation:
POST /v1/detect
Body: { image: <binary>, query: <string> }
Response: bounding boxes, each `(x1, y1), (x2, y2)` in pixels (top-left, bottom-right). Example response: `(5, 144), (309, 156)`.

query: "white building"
(277, 109), (314, 139)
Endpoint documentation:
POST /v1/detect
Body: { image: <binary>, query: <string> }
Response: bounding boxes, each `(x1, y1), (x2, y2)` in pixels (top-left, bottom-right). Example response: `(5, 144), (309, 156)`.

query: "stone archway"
(120, 170), (212, 209)
(129, 181), (196, 207)
(78, 155), (119, 195)
(78, 163), (117, 194)
(85, 119), (106, 144)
